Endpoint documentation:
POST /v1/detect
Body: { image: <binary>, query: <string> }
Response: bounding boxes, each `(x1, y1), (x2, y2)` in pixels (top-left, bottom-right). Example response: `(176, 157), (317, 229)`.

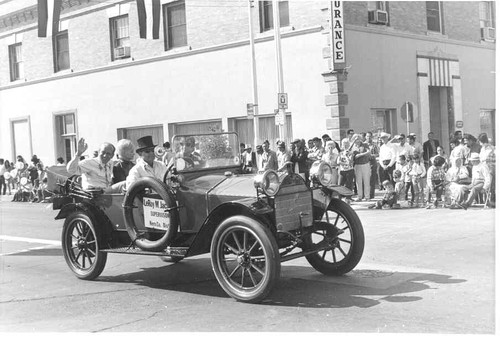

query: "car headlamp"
(309, 161), (333, 186)
(253, 170), (281, 196)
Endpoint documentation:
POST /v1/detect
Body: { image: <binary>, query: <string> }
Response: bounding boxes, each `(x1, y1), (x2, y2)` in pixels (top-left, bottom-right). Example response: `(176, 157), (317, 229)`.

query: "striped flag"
(136, 0), (161, 39)
(37, 0), (62, 37)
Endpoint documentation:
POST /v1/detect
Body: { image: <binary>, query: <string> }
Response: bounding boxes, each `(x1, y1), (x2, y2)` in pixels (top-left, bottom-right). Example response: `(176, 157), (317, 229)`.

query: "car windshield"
(172, 132), (240, 171)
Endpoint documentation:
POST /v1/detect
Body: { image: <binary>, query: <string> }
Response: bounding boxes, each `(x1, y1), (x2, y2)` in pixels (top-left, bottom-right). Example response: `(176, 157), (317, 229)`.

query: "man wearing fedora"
(126, 136), (169, 189)
(67, 137), (116, 192)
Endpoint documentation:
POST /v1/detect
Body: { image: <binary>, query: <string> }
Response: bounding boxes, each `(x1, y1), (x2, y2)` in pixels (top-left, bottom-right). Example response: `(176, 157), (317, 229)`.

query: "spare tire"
(123, 177), (179, 251)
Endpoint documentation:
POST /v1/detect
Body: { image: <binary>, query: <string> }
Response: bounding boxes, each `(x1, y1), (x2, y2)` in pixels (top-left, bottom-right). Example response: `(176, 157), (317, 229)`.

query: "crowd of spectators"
(0, 129), (495, 210)
(240, 129), (496, 210)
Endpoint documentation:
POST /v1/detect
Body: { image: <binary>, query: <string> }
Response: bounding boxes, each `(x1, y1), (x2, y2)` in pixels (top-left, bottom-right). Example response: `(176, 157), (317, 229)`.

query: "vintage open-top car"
(50, 132), (364, 303)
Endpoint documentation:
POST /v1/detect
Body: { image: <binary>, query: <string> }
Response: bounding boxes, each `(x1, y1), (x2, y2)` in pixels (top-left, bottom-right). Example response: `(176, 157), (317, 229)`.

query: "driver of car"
(177, 136), (204, 169)
(126, 136), (169, 189)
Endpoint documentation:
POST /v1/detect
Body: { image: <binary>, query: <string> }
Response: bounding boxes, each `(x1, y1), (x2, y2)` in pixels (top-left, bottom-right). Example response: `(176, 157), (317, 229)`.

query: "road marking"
(0, 235), (61, 246)
(0, 244), (57, 256)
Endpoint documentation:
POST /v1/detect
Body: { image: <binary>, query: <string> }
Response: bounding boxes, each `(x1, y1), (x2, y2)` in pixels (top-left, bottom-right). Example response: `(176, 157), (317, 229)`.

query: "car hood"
(183, 173), (257, 199)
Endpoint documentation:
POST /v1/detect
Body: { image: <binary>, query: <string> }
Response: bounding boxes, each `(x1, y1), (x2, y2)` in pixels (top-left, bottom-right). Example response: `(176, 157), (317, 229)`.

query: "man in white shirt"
(126, 136), (169, 189)
(378, 132), (396, 185)
(460, 153), (491, 209)
(67, 138), (115, 191)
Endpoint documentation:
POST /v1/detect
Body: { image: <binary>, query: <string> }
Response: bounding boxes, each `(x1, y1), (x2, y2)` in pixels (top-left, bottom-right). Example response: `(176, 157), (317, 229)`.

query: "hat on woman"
(136, 136), (157, 153)
(469, 153), (480, 162)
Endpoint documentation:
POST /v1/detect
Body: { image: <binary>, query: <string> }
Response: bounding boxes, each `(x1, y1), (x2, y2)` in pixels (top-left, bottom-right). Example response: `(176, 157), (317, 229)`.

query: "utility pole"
(273, 0), (286, 142)
(248, 0), (260, 149)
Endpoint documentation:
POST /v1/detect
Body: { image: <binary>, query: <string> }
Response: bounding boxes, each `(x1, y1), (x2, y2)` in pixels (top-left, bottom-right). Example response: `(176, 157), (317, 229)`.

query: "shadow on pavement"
(97, 258), (466, 308)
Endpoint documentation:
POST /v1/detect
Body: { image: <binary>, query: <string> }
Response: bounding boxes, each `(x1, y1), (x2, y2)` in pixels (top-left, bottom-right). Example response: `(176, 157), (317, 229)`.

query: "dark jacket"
(423, 139), (440, 162)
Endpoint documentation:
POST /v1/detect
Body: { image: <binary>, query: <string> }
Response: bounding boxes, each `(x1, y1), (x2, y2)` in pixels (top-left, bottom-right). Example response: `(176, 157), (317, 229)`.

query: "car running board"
(101, 246), (189, 257)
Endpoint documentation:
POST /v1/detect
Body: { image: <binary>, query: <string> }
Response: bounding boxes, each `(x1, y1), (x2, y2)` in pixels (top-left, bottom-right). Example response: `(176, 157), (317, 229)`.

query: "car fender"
(185, 201), (273, 257)
(55, 202), (113, 240)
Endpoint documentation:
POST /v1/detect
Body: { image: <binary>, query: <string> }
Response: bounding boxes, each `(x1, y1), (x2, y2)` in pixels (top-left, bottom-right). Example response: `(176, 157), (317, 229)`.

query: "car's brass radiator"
(274, 175), (313, 231)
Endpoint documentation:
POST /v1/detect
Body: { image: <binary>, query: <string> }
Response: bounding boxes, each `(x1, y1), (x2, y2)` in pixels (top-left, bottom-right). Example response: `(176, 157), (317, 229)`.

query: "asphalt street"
(0, 194), (496, 334)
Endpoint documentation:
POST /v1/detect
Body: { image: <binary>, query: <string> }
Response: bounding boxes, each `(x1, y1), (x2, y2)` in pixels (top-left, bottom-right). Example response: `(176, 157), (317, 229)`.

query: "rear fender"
(186, 202), (274, 257)
(55, 202), (114, 243)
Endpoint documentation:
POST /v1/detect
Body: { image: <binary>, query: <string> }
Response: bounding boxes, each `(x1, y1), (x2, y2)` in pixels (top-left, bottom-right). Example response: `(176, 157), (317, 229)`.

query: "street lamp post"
(248, 0), (260, 149)
(273, 0), (286, 142)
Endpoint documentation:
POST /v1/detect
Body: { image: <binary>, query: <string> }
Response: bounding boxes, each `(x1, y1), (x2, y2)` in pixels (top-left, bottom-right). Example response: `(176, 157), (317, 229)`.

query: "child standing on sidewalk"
(410, 152), (426, 207)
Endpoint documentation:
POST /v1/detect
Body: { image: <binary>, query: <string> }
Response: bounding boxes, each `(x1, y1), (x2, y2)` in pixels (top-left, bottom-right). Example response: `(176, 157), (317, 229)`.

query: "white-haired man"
(459, 152), (491, 209)
(67, 138), (116, 192)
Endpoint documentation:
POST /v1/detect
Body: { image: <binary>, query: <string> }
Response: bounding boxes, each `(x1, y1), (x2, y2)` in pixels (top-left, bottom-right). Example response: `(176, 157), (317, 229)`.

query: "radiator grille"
(274, 182), (313, 232)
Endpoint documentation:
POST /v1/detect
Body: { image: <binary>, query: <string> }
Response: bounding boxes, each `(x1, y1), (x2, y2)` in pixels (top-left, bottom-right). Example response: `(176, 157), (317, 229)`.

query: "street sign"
(456, 120), (463, 128)
(275, 109), (285, 126)
(400, 101), (414, 122)
(247, 103), (254, 118)
(278, 93), (288, 109)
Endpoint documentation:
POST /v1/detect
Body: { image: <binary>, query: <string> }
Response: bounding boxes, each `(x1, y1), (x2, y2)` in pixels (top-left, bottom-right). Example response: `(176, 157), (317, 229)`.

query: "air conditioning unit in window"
(481, 27), (495, 41)
(114, 46), (131, 59)
(368, 10), (388, 25)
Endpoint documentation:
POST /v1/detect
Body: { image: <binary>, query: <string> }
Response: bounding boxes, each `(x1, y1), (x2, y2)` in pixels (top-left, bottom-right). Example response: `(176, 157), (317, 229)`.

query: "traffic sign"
(275, 109), (285, 126)
(278, 93), (288, 109)
(456, 120), (463, 128)
(400, 101), (414, 122)
(247, 103), (254, 118)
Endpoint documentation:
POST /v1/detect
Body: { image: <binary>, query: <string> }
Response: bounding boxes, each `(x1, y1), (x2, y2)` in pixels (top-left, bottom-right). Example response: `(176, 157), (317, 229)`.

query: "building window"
(8, 43), (23, 81)
(54, 30), (70, 72)
(370, 109), (397, 135)
(368, 1), (389, 25)
(259, 1), (290, 33)
(479, 1), (495, 28)
(426, 1), (444, 33)
(163, 1), (187, 50)
(55, 113), (77, 164)
(479, 2), (495, 41)
(110, 15), (130, 60)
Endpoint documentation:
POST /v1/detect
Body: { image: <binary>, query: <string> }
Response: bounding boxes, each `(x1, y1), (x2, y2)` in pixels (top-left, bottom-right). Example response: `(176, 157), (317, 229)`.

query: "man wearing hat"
(458, 152), (491, 209)
(126, 136), (169, 189)
(242, 144), (257, 173)
(67, 137), (116, 191)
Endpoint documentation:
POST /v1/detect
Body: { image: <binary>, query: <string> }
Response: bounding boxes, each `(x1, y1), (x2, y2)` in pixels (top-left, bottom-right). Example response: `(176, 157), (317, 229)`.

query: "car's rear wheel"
(123, 177), (178, 252)
(305, 198), (364, 275)
(211, 215), (280, 303)
(62, 211), (107, 280)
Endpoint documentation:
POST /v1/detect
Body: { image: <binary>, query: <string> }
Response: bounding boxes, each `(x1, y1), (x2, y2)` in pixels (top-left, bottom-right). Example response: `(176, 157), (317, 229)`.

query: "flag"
(136, 0), (161, 39)
(37, 0), (62, 37)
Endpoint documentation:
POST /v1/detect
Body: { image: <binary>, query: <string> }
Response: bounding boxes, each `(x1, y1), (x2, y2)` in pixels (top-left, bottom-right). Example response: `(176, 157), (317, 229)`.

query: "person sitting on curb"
(458, 152), (491, 210)
(368, 180), (400, 209)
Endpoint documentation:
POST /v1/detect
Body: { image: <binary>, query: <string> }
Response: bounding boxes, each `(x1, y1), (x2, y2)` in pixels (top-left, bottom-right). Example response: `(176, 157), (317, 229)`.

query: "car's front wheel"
(61, 211), (107, 280)
(305, 198), (364, 276)
(211, 215), (280, 303)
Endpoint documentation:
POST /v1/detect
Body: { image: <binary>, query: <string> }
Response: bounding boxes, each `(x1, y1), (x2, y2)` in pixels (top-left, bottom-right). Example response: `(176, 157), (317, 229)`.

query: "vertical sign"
(330, 1), (345, 64)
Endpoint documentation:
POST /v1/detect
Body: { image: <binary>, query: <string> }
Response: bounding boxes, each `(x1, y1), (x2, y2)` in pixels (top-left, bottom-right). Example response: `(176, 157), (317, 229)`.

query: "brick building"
(0, 0), (496, 164)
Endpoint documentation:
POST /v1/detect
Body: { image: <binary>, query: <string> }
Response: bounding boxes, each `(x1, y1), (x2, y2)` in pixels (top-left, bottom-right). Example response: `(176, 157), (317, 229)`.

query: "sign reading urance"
(330, 1), (345, 64)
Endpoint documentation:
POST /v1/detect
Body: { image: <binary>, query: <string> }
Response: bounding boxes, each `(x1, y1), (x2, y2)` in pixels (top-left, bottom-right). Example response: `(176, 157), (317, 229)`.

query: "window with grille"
(259, 1), (290, 33)
(426, 1), (444, 33)
(479, 1), (495, 28)
(8, 43), (23, 81)
(54, 30), (70, 72)
(163, 1), (187, 51)
(110, 15), (130, 60)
